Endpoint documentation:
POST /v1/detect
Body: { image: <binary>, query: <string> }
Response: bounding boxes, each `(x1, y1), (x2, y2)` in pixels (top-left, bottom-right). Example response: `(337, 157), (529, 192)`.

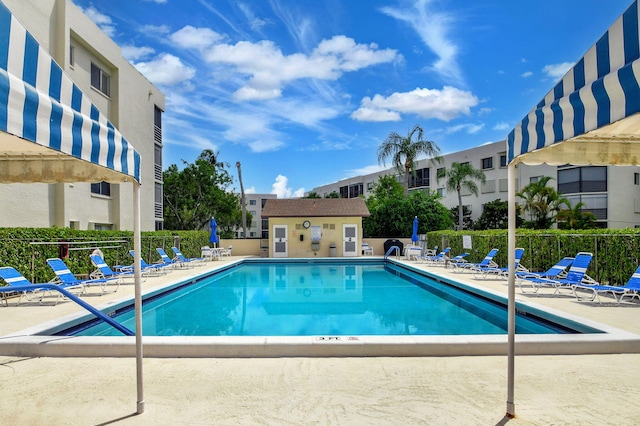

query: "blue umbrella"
(209, 218), (219, 245)
(411, 216), (419, 243)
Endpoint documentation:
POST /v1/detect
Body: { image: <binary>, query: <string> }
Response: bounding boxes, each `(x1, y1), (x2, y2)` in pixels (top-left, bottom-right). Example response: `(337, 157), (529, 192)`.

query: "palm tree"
(438, 162), (486, 230)
(377, 124), (441, 196)
(557, 200), (597, 229)
(517, 176), (567, 229)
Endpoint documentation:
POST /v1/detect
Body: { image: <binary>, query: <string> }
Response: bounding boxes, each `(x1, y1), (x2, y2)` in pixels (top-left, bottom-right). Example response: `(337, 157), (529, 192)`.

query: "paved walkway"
(1, 256), (639, 425)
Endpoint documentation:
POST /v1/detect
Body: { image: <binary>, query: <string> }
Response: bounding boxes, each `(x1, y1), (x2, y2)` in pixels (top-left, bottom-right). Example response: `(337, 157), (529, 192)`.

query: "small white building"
(0, 0), (165, 231)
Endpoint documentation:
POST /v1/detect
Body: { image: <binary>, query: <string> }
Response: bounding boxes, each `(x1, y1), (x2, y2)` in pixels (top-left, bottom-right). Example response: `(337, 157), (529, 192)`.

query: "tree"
(324, 191), (341, 198)
(304, 191), (322, 198)
(449, 205), (474, 230)
(517, 176), (567, 229)
(163, 149), (240, 234)
(363, 175), (452, 237)
(437, 162), (486, 230)
(377, 124), (441, 196)
(473, 199), (523, 230)
(557, 200), (597, 229)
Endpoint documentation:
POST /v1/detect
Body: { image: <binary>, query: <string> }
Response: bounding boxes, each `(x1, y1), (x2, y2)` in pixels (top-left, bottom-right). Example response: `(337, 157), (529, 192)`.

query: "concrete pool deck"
(1, 256), (639, 424)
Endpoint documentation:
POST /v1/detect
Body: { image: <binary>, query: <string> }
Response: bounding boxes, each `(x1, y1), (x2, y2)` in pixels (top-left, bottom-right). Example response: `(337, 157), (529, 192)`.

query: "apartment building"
(0, 0), (165, 231)
(236, 193), (277, 238)
(311, 141), (640, 229)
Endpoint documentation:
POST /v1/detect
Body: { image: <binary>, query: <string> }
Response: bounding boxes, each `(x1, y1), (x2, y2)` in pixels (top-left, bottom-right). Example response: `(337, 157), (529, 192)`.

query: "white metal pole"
(133, 182), (144, 414)
(506, 163), (516, 417)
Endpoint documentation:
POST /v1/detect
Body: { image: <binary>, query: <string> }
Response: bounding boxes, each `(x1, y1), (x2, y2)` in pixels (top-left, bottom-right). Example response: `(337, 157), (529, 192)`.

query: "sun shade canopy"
(0, 1), (141, 184)
(507, 0), (640, 167)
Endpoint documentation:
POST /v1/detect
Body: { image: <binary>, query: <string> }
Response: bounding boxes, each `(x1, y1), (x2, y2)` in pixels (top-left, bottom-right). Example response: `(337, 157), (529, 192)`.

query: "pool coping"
(1, 258), (639, 358)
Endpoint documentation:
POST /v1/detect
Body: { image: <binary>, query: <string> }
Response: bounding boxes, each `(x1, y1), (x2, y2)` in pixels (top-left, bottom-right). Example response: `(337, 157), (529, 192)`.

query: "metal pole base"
(137, 400), (145, 414)
(506, 401), (515, 418)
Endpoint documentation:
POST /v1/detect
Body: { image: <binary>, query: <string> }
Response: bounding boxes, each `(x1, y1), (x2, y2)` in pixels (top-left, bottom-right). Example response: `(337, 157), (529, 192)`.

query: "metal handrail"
(1, 284), (133, 336)
(384, 245), (400, 260)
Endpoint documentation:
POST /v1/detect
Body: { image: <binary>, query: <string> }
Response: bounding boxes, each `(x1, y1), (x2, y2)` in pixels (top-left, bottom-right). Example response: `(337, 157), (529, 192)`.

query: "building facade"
(236, 193), (277, 239)
(0, 0), (165, 231)
(311, 141), (640, 229)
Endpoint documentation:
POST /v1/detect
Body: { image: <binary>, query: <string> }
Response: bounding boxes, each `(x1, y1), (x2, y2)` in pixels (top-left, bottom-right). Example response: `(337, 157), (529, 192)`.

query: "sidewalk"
(1, 257), (639, 425)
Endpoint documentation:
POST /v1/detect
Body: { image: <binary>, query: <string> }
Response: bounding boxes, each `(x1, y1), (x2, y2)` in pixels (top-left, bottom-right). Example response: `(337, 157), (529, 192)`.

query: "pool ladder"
(384, 245), (401, 260)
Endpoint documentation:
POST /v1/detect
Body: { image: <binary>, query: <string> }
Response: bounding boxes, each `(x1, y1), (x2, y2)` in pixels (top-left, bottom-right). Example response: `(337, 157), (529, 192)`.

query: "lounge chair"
(520, 252), (594, 295)
(419, 247), (450, 265)
(156, 247), (192, 269)
(573, 265), (640, 304)
(0, 266), (49, 305)
(447, 253), (470, 267)
(89, 254), (147, 283)
(452, 248), (499, 273)
(128, 250), (172, 275)
(46, 258), (117, 295)
(516, 256), (573, 293)
(472, 248), (527, 280)
(171, 247), (205, 264)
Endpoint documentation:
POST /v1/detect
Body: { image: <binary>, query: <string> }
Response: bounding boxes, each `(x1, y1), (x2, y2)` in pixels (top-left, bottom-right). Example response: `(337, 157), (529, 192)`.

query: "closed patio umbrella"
(210, 217), (219, 246)
(411, 216), (419, 243)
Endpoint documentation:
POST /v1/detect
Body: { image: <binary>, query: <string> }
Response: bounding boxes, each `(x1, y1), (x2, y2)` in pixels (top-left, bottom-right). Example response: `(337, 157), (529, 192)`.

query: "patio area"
(1, 256), (639, 424)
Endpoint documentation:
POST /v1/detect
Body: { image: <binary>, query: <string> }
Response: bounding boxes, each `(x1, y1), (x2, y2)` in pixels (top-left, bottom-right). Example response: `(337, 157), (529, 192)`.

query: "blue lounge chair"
(448, 253), (470, 266)
(156, 247), (191, 269)
(90, 254), (147, 283)
(453, 248), (499, 273)
(521, 252), (594, 295)
(573, 265), (640, 304)
(171, 247), (205, 264)
(0, 266), (49, 305)
(128, 250), (172, 275)
(472, 248), (527, 280)
(516, 256), (573, 293)
(47, 258), (117, 294)
(419, 247), (450, 264)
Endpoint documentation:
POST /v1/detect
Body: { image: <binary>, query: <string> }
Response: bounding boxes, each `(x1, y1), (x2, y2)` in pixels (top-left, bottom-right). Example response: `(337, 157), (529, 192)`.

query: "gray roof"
(261, 198), (370, 218)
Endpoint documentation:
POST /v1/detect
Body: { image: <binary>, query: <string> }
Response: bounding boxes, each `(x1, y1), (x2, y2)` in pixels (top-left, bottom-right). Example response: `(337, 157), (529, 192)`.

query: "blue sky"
(72, 0), (633, 197)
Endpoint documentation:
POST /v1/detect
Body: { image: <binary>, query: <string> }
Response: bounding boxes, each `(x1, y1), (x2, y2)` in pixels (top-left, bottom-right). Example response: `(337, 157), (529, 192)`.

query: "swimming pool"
(60, 259), (599, 337)
(3, 257), (638, 358)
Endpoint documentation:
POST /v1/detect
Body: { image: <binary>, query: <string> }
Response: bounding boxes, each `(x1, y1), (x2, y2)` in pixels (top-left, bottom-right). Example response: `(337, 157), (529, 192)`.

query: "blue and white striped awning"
(508, 0), (640, 166)
(0, 1), (140, 184)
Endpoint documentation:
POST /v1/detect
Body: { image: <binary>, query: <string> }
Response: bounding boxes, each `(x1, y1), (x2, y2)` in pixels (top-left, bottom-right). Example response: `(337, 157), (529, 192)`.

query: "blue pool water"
(63, 260), (598, 337)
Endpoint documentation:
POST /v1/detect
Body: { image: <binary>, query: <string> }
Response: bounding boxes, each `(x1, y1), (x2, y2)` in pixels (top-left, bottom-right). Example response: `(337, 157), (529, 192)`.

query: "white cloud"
(521, 71), (533, 78)
(171, 26), (225, 51)
(271, 175), (304, 198)
(143, 0), (167, 3)
(244, 186), (257, 194)
(493, 122), (511, 131)
(238, 3), (269, 32)
(204, 35), (399, 101)
(133, 53), (196, 86)
(380, 1), (463, 85)
(140, 24), (171, 35)
(352, 86), (478, 122)
(543, 62), (574, 80)
(348, 164), (388, 176)
(78, 6), (116, 37)
(121, 45), (155, 61)
(444, 123), (484, 135)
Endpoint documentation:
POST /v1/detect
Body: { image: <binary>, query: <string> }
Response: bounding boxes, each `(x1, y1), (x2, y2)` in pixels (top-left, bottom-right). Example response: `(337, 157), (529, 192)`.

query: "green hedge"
(427, 228), (640, 286)
(0, 228), (212, 284)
